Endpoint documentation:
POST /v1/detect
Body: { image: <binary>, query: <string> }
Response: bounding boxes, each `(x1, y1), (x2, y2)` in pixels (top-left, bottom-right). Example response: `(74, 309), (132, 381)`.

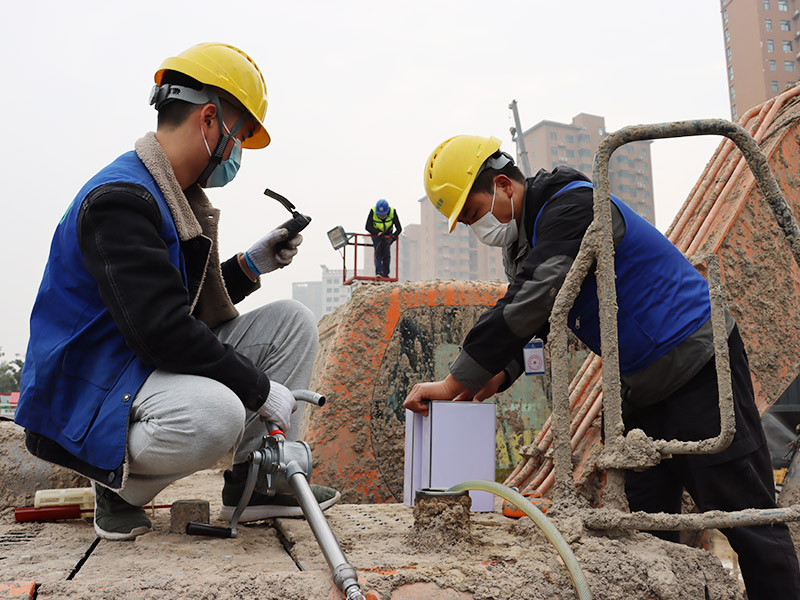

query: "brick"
(0, 582), (36, 599)
(169, 499), (210, 533)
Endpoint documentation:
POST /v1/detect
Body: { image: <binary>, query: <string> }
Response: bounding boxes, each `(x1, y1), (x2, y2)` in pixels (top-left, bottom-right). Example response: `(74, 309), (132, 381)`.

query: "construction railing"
(341, 233), (400, 285)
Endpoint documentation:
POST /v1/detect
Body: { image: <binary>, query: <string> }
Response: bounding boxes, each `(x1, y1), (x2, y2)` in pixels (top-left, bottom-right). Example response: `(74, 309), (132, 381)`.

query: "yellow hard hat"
(423, 135), (502, 232)
(155, 42), (270, 149)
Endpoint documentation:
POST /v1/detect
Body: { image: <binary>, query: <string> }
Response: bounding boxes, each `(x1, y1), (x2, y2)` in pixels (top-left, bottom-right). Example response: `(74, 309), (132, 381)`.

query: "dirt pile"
(410, 491), (473, 551)
(0, 421), (88, 511)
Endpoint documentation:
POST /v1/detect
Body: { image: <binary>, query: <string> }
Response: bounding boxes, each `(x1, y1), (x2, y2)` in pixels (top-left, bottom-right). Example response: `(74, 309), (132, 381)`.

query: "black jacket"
(77, 183), (270, 413)
(74, 134), (270, 415)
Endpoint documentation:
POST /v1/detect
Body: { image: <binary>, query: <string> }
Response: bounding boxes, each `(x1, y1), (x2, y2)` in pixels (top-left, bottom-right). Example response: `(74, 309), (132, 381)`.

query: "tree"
(0, 348), (24, 393)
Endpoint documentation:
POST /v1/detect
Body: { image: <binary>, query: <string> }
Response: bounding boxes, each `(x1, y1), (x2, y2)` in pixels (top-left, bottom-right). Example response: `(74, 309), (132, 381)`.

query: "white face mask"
(470, 183), (518, 247)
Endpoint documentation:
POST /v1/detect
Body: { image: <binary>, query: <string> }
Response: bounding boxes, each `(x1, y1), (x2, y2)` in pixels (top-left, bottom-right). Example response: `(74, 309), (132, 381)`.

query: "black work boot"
(93, 483), (152, 541)
(220, 463), (341, 522)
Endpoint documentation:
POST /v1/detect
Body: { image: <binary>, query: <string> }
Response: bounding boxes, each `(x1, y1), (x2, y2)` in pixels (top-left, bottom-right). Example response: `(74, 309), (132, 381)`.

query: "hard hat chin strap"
(195, 93), (251, 187)
(189, 87), (226, 187)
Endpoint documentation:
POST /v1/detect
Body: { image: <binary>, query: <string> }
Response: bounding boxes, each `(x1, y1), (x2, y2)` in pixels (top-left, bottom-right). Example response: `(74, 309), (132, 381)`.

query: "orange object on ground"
(501, 491), (552, 518)
(0, 582), (35, 599)
(15, 504), (84, 522)
(14, 503), (172, 522)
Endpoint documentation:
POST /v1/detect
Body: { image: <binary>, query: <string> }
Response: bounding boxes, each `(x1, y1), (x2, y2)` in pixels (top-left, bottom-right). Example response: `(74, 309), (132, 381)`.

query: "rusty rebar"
(584, 505), (800, 532)
(547, 117), (800, 524)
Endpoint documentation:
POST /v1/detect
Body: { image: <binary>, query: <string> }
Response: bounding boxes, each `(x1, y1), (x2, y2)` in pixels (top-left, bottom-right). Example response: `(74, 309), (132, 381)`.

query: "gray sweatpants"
(118, 299), (319, 506)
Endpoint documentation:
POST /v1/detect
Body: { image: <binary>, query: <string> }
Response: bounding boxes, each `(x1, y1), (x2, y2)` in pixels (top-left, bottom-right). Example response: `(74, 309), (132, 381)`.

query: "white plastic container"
(34, 487), (94, 511)
(403, 401), (496, 512)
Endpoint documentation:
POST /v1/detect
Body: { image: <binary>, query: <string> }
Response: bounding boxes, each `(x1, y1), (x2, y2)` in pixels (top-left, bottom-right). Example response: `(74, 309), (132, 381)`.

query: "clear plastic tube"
(448, 479), (591, 600)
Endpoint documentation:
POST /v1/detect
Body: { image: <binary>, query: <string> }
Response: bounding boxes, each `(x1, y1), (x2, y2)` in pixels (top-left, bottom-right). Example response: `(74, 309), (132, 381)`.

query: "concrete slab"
(75, 526), (299, 583)
(0, 468), (746, 599)
(0, 521), (96, 582)
(276, 501), (744, 600)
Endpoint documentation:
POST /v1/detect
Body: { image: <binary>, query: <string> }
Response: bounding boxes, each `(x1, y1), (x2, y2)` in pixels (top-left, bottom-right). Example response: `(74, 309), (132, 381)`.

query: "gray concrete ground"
(0, 467), (746, 600)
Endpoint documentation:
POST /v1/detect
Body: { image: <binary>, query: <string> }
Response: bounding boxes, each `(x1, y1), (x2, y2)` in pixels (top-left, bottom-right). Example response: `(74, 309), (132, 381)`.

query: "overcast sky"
(0, 1), (730, 359)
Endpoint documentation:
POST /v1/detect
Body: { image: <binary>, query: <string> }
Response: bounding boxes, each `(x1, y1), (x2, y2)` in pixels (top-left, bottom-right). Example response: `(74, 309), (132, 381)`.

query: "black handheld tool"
(264, 188), (311, 248)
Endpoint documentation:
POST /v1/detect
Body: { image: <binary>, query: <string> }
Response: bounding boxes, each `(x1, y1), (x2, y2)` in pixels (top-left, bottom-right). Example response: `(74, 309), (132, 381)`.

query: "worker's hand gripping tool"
(264, 188), (311, 251)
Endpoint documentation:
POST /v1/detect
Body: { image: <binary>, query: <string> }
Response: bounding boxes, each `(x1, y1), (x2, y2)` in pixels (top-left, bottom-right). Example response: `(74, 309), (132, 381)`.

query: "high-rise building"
(399, 199), (505, 282)
(292, 280), (322, 319)
(721, 0), (798, 120)
(399, 223), (421, 281)
(518, 113), (656, 225)
(292, 265), (352, 321)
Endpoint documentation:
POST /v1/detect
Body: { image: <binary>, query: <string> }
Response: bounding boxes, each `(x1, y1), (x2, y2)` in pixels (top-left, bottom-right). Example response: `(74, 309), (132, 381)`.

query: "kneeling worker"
(404, 134), (800, 600)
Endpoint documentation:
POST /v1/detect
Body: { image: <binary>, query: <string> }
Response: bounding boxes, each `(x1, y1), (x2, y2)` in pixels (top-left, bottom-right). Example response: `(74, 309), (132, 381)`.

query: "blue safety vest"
(16, 151), (186, 472)
(532, 180), (711, 374)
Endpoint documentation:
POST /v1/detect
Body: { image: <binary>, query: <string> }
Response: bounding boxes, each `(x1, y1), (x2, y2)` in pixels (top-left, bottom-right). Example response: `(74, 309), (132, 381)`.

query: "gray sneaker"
(220, 470), (341, 522)
(93, 483), (152, 541)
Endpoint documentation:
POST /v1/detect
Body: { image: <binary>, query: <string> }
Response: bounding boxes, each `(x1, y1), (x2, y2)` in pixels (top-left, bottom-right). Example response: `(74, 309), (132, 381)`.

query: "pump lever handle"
(293, 390), (326, 407)
(185, 523), (233, 538)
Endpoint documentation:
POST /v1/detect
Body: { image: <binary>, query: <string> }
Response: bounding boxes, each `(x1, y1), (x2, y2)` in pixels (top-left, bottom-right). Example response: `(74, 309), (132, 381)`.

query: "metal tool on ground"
(264, 188), (311, 251)
(187, 390), (367, 600)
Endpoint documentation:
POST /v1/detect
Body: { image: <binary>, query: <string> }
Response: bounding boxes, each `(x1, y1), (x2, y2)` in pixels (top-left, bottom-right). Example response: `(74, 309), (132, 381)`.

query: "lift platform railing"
(340, 232), (400, 285)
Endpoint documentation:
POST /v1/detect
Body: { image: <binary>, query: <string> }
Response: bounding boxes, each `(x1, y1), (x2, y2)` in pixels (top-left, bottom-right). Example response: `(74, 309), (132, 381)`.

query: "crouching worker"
(15, 42), (339, 541)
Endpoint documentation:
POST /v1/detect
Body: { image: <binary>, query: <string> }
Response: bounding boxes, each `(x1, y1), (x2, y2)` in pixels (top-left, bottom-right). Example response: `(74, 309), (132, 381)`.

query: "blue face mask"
(201, 121), (242, 188)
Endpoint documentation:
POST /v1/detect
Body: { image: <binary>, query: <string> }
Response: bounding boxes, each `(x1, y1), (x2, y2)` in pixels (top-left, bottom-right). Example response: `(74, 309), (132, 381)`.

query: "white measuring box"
(403, 400), (496, 512)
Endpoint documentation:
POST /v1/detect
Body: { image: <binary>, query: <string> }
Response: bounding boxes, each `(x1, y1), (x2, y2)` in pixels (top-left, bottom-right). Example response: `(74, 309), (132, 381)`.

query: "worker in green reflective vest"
(365, 199), (402, 278)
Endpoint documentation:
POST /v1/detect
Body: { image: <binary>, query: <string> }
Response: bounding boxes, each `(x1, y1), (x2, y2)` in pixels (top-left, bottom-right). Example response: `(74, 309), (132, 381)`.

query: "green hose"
(448, 479), (592, 600)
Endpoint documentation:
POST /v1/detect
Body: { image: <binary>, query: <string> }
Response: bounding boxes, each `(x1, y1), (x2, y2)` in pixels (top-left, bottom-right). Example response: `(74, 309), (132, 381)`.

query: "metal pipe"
(547, 228), (601, 502)
(287, 470), (364, 600)
(525, 457), (553, 493)
(567, 354), (591, 395)
(293, 390), (326, 407)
